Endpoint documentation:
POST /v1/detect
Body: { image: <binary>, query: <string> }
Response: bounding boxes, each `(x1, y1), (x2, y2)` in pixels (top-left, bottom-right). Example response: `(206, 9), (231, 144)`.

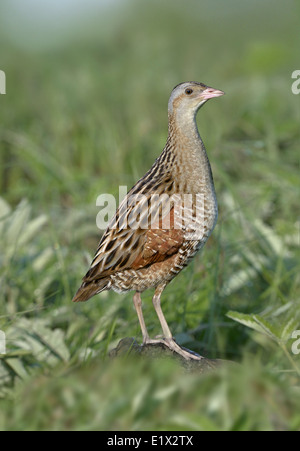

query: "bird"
(73, 81), (224, 360)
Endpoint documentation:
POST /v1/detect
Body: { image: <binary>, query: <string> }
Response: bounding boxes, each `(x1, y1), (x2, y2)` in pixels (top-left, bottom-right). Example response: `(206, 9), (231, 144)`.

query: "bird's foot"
(142, 337), (203, 361)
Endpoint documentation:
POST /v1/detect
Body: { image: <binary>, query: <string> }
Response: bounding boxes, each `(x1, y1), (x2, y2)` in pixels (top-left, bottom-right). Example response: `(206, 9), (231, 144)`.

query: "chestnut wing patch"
(131, 206), (184, 269)
(83, 175), (184, 281)
(131, 227), (184, 269)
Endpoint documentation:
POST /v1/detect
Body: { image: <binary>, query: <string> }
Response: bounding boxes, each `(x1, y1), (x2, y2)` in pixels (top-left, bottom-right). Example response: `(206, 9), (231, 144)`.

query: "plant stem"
(280, 342), (300, 377)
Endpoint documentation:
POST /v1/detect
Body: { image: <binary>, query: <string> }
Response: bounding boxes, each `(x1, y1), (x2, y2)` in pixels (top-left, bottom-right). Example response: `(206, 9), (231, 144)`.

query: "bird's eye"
(185, 88), (193, 95)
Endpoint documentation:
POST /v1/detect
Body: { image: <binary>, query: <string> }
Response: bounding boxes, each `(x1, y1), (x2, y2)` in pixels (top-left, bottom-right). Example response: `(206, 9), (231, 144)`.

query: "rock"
(109, 337), (232, 373)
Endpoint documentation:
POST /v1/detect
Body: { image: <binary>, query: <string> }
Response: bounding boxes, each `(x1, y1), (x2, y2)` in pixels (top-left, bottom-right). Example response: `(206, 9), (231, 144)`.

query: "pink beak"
(201, 87), (225, 100)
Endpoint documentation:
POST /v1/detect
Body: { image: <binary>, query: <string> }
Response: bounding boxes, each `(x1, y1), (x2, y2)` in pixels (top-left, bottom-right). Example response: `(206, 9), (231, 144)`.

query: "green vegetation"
(0, 0), (299, 431)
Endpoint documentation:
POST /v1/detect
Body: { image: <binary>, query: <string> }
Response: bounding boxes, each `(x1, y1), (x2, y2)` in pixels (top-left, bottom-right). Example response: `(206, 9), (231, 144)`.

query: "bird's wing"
(82, 172), (184, 283)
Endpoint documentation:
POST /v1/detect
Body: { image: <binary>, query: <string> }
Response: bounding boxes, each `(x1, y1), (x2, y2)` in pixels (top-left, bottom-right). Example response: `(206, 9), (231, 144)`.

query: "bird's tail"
(72, 278), (111, 303)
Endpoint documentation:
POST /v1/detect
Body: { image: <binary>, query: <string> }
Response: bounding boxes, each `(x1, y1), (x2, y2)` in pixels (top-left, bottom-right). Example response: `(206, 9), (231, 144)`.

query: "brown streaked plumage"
(73, 81), (224, 360)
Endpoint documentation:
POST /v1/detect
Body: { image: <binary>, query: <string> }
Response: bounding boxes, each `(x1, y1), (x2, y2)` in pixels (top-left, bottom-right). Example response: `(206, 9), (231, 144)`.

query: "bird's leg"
(149, 285), (203, 361)
(152, 285), (173, 340)
(133, 292), (150, 344)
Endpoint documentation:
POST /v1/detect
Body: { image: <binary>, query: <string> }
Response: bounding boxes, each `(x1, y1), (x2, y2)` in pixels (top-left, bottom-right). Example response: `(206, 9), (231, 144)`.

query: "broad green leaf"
(0, 362), (11, 390)
(227, 311), (281, 341)
(0, 350), (31, 359)
(32, 247), (54, 271)
(5, 200), (31, 250)
(254, 218), (286, 256)
(4, 358), (28, 379)
(221, 253), (269, 297)
(7, 318), (70, 365)
(18, 214), (48, 246)
(0, 198), (11, 229)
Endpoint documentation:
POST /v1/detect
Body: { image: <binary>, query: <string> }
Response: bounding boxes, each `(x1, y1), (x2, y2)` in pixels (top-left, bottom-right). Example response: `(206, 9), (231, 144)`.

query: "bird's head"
(168, 81), (224, 119)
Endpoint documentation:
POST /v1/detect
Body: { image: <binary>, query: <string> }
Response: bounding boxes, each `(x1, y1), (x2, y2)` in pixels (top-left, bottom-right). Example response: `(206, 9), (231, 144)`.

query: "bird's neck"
(165, 112), (215, 194)
(168, 110), (200, 142)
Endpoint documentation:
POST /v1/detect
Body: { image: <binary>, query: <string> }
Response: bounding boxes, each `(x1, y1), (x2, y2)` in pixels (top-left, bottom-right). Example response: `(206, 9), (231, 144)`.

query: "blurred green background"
(0, 0), (300, 431)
